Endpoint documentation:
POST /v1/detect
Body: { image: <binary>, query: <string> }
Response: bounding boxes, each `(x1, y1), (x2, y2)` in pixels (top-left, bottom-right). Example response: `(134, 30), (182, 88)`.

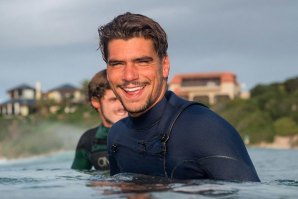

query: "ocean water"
(0, 148), (297, 199)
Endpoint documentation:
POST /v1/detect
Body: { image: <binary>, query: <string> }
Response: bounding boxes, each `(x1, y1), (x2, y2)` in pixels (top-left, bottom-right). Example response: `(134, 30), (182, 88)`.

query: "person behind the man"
(98, 12), (260, 181)
(71, 69), (127, 170)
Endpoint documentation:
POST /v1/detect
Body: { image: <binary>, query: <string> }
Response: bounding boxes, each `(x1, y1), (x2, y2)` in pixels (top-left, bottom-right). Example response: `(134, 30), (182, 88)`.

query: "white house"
(0, 84), (37, 116)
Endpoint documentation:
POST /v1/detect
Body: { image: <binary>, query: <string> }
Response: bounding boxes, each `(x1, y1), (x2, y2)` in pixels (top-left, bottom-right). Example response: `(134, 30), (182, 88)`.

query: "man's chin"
(124, 103), (151, 116)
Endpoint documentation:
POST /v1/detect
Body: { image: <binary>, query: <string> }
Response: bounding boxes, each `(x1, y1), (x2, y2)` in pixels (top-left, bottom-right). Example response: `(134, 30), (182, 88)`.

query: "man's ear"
(91, 98), (100, 109)
(162, 56), (170, 78)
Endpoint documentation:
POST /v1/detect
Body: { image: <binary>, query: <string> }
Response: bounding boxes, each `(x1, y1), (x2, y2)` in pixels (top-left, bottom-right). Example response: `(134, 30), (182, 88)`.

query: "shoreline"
(250, 135), (298, 150)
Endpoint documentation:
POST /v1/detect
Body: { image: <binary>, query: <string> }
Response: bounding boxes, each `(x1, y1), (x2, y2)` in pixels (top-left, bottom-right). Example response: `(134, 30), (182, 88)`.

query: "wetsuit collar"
(127, 93), (168, 130)
(95, 124), (109, 139)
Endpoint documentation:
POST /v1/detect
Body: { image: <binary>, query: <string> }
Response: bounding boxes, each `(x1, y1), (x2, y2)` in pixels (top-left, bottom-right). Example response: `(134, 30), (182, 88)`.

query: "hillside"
(212, 76), (298, 147)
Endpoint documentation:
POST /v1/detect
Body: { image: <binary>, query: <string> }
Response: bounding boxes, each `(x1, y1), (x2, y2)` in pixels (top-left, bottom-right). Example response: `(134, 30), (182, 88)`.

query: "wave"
(0, 150), (74, 166)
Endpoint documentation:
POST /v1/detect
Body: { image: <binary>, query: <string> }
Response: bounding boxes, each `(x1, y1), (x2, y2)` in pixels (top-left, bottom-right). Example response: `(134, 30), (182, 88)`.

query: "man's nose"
(122, 63), (138, 81)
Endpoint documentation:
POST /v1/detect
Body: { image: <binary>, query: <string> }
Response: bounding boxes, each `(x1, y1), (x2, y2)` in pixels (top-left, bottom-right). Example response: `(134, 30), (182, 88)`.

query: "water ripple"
(0, 177), (41, 185)
(275, 179), (298, 187)
(173, 184), (239, 196)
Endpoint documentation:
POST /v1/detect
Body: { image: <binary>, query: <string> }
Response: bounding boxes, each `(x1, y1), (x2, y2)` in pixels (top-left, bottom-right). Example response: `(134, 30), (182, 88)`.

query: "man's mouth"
(120, 82), (148, 95)
(115, 109), (127, 116)
(123, 86), (144, 94)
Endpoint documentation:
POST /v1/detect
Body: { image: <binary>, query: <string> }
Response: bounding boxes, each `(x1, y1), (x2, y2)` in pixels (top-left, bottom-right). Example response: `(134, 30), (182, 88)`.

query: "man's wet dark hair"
(98, 12), (168, 63)
(88, 69), (110, 102)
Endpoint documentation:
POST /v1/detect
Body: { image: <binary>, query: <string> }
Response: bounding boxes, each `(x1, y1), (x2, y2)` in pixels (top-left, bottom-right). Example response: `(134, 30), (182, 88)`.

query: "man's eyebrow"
(108, 56), (154, 65)
(134, 56), (153, 62)
(108, 59), (123, 64)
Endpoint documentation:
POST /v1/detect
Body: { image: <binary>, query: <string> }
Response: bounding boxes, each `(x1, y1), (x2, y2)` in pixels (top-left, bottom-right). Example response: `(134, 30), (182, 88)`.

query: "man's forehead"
(107, 38), (154, 52)
(103, 89), (116, 98)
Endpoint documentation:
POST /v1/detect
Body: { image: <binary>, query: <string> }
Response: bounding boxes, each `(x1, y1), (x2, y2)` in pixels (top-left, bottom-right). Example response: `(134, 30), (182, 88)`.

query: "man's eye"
(109, 62), (122, 67)
(137, 60), (150, 65)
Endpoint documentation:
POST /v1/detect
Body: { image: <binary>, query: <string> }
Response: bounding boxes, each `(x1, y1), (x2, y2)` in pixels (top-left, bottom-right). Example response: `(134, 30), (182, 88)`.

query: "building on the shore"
(169, 72), (247, 105)
(45, 84), (84, 103)
(0, 83), (85, 116)
(43, 84), (85, 114)
(0, 84), (38, 116)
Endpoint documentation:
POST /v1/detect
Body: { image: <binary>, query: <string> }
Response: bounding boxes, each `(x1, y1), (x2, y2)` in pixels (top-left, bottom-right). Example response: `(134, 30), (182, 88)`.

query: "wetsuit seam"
(170, 159), (196, 179)
(163, 103), (201, 178)
(170, 155), (239, 179)
(196, 155), (238, 162)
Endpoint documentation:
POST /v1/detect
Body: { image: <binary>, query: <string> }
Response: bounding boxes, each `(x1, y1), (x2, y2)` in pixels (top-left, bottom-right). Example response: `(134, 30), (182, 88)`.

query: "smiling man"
(106, 38), (168, 117)
(98, 12), (260, 181)
(71, 69), (127, 170)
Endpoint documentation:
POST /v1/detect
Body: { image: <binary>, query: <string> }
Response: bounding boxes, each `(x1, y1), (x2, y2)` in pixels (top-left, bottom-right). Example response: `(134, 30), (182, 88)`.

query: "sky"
(1, 0), (297, 102)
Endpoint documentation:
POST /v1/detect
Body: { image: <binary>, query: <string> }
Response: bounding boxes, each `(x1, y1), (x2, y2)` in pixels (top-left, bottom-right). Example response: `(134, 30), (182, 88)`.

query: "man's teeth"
(124, 87), (142, 92)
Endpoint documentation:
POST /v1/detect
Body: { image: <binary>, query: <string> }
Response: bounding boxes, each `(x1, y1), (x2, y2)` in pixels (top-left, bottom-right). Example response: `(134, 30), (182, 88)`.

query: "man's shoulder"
(164, 92), (230, 127)
(166, 91), (209, 117)
(166, 91), (208, 109)
(83, 126), (98, 136)
(175, 99), (238, 136)
(79, 126), (99, 143)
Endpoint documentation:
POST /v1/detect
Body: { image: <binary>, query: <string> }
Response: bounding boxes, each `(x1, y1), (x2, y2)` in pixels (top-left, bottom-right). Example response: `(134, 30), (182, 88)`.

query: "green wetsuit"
(71, 124), (109, 170)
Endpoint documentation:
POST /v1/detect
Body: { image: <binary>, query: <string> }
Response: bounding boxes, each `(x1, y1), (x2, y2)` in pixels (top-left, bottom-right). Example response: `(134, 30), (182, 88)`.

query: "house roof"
(47, 84), (78, 93)
(7, 83), (35, 92)
(169, 72), (237, 84)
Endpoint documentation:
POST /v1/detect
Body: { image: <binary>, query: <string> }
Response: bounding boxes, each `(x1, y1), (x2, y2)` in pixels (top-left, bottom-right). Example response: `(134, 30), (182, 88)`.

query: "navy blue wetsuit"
(108, 91), (260, 182)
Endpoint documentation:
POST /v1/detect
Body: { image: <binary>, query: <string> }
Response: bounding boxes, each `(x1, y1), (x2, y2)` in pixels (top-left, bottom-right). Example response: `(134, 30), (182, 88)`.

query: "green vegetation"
(212, 76), (298, 145)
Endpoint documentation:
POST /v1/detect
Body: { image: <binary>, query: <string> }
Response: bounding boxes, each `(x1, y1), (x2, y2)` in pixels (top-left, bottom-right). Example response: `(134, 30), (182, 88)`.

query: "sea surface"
(0, 148), (297, 199)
